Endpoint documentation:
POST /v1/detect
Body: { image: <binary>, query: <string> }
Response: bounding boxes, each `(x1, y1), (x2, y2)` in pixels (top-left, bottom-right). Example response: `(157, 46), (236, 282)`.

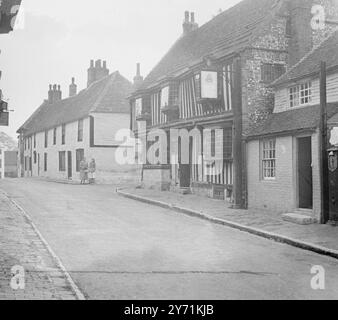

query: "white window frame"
(289, 81), (312, 108)
(160, 86), (170, 109)
(262, 139), (276, 180)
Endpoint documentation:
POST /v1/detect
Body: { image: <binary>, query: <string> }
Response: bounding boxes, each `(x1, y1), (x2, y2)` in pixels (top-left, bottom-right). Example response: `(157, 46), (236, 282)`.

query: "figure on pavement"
(88, 158), (96, 184)
(80, 157), (88, 184)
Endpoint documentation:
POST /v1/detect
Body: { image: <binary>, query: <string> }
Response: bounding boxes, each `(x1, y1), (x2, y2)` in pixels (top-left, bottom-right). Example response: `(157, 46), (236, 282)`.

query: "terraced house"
(130, 0), (338, 207)
(17, 60), (136, 183)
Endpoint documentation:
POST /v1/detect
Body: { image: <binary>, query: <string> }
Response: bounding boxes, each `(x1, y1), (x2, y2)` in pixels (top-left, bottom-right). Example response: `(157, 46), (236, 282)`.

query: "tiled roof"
(273, 30), (338, 87)
(135, 0), (281, 92)
(246, 103), (338, 138)
(18, 72), (133, 136)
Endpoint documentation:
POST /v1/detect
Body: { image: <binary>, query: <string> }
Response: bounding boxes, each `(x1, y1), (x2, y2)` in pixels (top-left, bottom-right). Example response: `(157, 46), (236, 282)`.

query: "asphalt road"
(1, 178), (338, 300)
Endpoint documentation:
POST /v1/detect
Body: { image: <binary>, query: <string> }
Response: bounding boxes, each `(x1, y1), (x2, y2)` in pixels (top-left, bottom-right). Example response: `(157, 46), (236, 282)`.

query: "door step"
(178, 188), (191, 195)
(282, 212), (317, 225)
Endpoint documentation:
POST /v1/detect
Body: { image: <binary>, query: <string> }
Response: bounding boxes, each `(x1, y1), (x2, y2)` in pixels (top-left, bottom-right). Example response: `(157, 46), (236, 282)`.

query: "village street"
(1, 178), (338, 300)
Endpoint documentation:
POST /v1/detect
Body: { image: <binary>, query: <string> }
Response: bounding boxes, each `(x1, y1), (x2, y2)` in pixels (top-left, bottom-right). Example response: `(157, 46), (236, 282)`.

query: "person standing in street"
(88, 158), (96, 184)
(80, 157), (88, 184)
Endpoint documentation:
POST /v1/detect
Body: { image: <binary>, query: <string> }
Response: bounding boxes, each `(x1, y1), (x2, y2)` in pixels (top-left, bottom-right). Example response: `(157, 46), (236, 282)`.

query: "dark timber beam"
(232, 56), (243, 209)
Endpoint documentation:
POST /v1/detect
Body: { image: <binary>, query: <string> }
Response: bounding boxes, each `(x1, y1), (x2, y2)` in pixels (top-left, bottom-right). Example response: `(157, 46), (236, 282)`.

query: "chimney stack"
(87, 59), (109, 87)
(133, 63), (144, 88)
(69, 77), (77, 97)
(182, 11), (198, 36)
(48, 84), (62, 104)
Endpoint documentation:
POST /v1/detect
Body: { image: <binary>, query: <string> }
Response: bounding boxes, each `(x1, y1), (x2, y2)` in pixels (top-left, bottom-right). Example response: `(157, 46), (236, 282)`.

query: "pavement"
(0, 190), (78, 300)
(117, 187), (338, 259)
(1, 178), (338, 300)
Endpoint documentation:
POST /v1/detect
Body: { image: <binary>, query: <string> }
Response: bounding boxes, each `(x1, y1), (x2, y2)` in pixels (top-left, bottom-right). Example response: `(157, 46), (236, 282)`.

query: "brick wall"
(142, 166), (171, 191)
(274, 72), (338, 113)
(21, 114), (139, 184)
(247, 132), (321, 219)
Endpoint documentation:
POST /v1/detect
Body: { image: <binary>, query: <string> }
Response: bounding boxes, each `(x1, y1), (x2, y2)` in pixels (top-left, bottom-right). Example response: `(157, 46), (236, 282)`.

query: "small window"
(62, 124), (66, 145)
(289, 82), (312, 108)
(33, 151), (37, 164)
(44, 130), (48, 148)
(160, 86), (170, 109)
(44, 153), (47, 172)
(78, 119), (84, 142)
(262, 139), (276, 180)
(59, 151), (66, 172)
(76, 149), (84, 172)
(261, 63), (286, 83)
(33, 134), (36, 148)
(53, 128), (57, 145)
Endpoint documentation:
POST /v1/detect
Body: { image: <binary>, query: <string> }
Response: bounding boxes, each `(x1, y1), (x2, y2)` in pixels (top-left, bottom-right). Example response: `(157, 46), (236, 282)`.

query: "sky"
(0, 0), (241, 139)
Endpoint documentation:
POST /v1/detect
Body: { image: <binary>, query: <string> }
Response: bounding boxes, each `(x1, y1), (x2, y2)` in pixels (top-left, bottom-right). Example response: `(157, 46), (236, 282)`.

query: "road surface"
(1, 178), (338, 300)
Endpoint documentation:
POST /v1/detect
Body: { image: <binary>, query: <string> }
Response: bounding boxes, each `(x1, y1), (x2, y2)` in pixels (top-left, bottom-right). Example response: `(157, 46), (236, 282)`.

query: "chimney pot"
(69, 77), (77, 97)
(137, 63), (141, 76)
(184, 11), (189, 22)
(103, 60), (107, 69)
(90, 60), (94, 68)
(95, 59), (102, 68)
(191, 12), (195, 23)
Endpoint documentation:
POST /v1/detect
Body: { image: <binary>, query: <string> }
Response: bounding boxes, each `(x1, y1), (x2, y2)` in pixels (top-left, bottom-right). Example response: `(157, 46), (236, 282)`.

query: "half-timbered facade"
(130, 0), (338, 206)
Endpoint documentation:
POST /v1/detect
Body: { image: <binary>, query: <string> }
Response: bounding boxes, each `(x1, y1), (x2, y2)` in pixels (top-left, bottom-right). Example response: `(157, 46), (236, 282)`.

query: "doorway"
(178, 136), (191, 188)
(67, 151), (72, 179)
(297, 137), (313, 209)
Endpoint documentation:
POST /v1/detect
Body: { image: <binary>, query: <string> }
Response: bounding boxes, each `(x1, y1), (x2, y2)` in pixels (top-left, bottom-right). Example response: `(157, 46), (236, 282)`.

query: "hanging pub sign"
(329, 126), (338, 146)
(200, 71), (218, 99)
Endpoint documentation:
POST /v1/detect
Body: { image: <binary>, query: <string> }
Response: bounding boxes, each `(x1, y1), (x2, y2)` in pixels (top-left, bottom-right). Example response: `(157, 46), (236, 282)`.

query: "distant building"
(4, 150), (17, 177)
(0, 148), (18, 178)
(17, 60), (137, 184)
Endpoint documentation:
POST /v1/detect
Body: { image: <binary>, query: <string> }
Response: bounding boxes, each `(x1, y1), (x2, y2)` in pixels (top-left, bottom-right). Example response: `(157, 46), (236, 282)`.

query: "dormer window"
(160, 86), (170, 109)
(289, 81), (312, 108)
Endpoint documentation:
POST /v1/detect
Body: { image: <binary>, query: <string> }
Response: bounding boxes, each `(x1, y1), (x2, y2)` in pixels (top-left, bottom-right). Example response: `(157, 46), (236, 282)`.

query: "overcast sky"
(0, 0), (241, 139)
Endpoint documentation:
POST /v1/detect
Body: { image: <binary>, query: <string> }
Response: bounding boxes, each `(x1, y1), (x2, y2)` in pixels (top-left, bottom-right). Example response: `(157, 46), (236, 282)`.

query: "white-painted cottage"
(17, 60), (137, 184)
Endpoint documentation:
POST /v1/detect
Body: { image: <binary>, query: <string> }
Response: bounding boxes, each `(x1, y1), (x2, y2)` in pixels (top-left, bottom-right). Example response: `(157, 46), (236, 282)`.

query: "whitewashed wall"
(274, 71), (338, 113)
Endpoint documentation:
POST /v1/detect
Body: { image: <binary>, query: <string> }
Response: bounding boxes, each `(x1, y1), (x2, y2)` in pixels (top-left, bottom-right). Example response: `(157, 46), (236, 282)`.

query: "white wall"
(21, 113), (140, 184)
(23, 117), (90, 181)
(274, 72), (338, 113)
(247, 132), (321, 219)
